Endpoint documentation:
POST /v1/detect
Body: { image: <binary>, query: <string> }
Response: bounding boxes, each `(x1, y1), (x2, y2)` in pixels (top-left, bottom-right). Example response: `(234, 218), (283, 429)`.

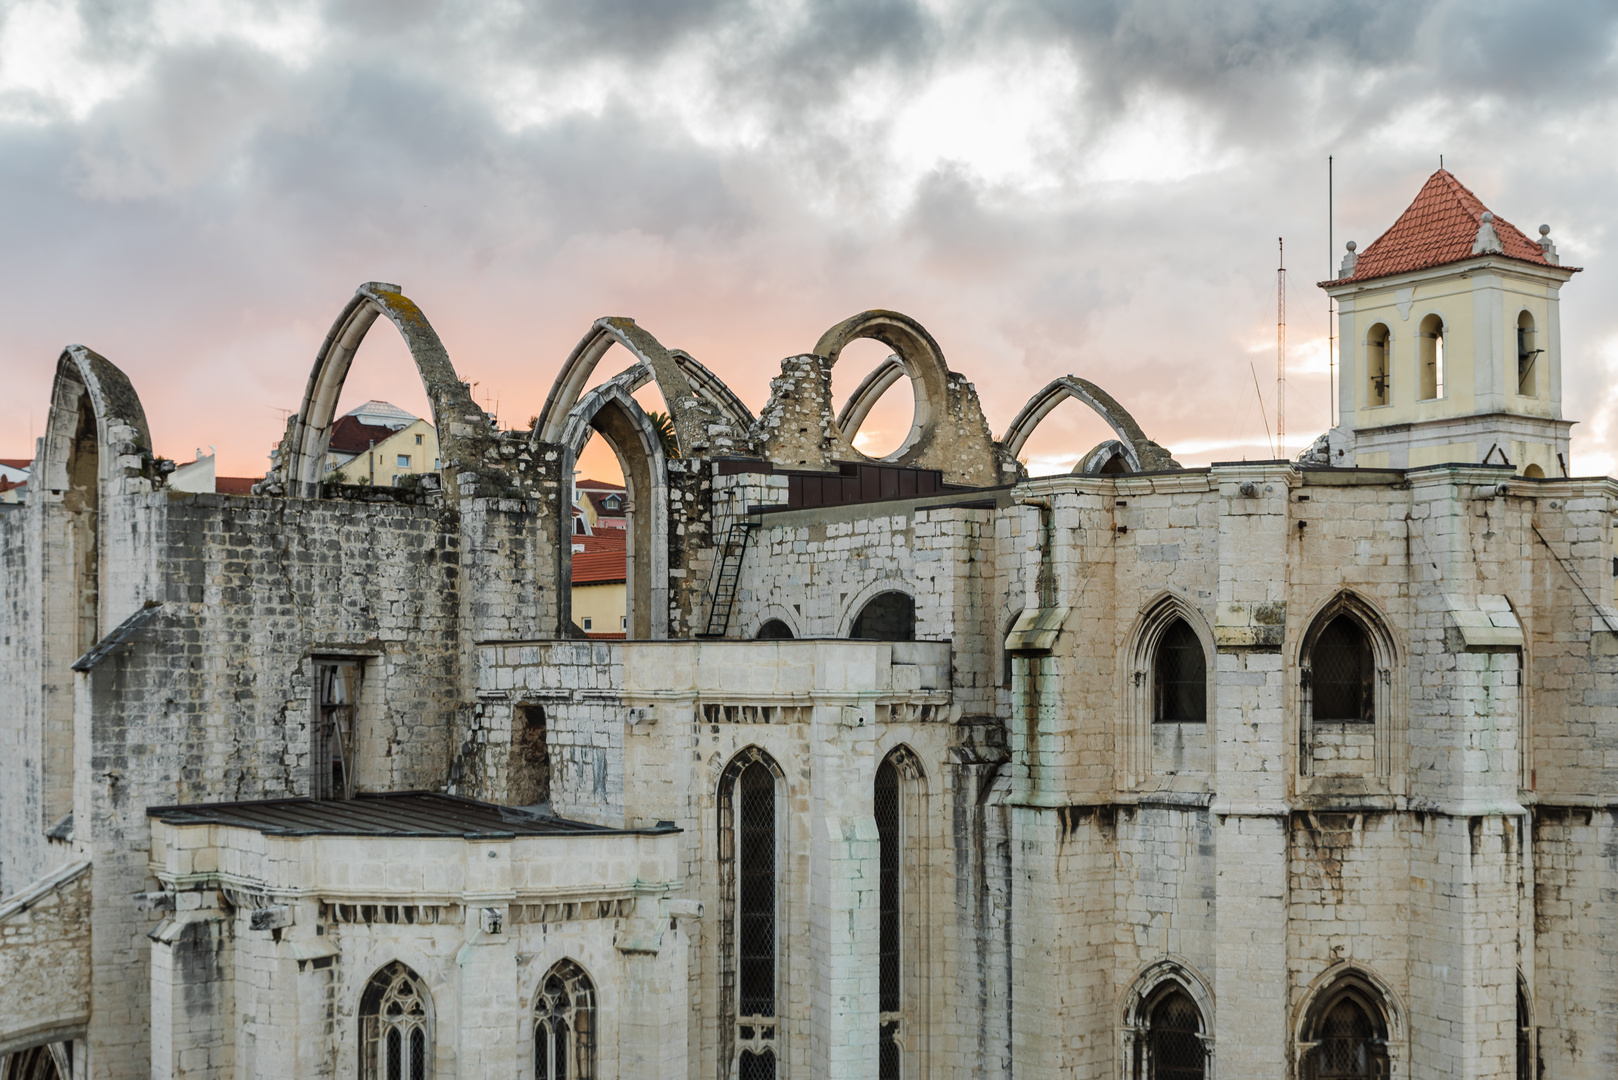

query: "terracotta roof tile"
(0, 458), (32, 470)
(215, 476), (259, 495)
(572, 547), (626, 585)
(1333, 170), (1560, 285)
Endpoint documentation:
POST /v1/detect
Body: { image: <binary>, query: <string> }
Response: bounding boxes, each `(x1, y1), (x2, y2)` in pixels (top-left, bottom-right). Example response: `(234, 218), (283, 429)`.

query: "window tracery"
(534, 959), (595, 1080)
(360, 961), (431, 1080)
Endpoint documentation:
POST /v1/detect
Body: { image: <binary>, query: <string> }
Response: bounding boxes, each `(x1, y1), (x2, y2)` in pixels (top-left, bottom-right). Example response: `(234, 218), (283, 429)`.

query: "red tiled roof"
(0, 477), (26, 494)
(327, 415), (400, 455)
(574, 532), (626, 553)
(585, 631), (627, 640)
(572, 547), (626, 585)
(576, 478), (624, 491)
(1331, 170), (1564, 286)
(586, 490), (626, 517)
(0, 458), (31, 470)
(215, 476), (258, 495)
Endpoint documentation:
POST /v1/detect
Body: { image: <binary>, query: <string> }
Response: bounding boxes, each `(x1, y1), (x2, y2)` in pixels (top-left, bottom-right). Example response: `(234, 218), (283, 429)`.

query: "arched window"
(851, 591), (915, 641)
(534, 960), (595, 1080)
(875, 758), (902, 1079)
(1366, 324), (1390, 407)
(360, 961), (431, 1080)
(1419, 314), (1445, 400)
(1303, 982), (1389, 1080)
(1153, 619), (1206, 724)
(722, 750), (781, 1077)
(756, 619), (794, 640)
(1145, 988), (1206, 1080)
(1523, 463), (1545, 479)
(1517, 311), (1539, 397)
(3, 1043), (67, 1080)
(1311, 616), (1374, 723)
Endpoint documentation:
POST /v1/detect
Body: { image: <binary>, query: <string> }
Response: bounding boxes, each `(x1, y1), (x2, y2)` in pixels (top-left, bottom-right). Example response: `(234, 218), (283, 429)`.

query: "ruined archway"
(35, 345), (154, 829)
(553, 382), (669, 640)
(1000, 376), (1181, 476)
(277, 283), (485, 499)
(601, 346), (757, 440)
(536, 317), (748, 458)
(814, 310), (955, 466)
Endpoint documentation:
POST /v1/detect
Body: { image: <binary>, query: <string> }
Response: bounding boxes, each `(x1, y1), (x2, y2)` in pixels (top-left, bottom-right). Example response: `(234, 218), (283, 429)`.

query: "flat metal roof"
(147, 791), (677, 839)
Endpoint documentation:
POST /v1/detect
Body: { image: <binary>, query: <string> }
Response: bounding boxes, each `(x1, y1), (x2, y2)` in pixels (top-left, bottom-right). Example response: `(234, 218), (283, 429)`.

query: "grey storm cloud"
(2, 0), (1617, 476)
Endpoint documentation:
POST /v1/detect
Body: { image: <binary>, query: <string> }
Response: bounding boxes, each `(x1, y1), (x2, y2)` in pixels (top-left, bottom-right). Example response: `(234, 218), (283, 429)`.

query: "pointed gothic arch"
(555, 382), (669, 639)
(279, 283), (483, 499)
(1294, 965), (1404, 1080)
(1122, 595), (1216, 787)
(358, 960), (434, 1080)
(1297, 591), (1402, 785)
(717, 747), (788, 1078)
(1120, 957), (1215, 1080)
(1000, 375), (1181, 475)
(535, 317), (737, 456)
(601, 347), (756, 438)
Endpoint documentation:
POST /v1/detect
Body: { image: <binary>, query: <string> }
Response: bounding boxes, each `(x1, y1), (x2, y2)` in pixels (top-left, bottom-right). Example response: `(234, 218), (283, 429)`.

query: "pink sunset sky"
(2, 1), (1616, 483)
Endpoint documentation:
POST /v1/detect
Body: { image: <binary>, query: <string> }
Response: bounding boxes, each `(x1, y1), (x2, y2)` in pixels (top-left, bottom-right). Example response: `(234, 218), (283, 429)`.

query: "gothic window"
(3, 1043), (67, 1080)
(359, 961), (431, 1080)
(756, 619), (794, 640)
(1311, 617), (1374, 723)
(1366, 324), (1390, 407)
(534, 960), (595, 1080)
(722, 750), (781, 1077)
(316, 660), (361, 799)
(1517, 311), (1539, 396)
(875, 758), (902, 1079)
(1136, 987), (1205, 1080)
(1419, 314), (1445, 400)
(1153, 619), (1206, 724)
(851, 592), (915, 641)
(1302, 981), (1389, 1080)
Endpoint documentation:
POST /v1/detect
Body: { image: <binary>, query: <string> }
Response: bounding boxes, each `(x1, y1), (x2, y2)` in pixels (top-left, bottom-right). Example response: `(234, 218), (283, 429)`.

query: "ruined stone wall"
(0, 505), (47, 896)
(0, 860), (90, 1057)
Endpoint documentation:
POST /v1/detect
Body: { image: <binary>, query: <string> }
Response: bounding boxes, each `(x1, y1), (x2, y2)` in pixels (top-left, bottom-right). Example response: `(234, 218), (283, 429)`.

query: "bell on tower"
(1319, 169), (1580, 476)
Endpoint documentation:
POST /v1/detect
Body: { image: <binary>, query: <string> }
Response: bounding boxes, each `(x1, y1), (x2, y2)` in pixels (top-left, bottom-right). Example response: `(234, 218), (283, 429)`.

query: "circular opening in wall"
(830, 338), (917, 460)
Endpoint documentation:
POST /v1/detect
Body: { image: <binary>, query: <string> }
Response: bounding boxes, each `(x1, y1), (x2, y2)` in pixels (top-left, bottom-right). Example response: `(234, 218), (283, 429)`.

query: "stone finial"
(1472, 210), (1503, 255)
(1538, 223), (1559, 265)
(1339, 239), (1358, 278)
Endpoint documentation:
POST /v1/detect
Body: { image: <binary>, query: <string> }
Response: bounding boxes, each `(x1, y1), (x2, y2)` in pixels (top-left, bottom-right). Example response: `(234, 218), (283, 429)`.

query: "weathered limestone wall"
(0, 860), (91, 1057)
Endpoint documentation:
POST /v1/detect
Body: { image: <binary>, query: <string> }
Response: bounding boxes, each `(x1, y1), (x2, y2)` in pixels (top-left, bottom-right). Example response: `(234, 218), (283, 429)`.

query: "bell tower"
(1322, 169), (1579, 476)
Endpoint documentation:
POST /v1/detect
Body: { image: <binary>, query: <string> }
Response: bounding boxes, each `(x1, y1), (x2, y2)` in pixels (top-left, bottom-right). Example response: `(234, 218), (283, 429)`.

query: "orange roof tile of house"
(572, 547), (626, 585)
(215, 476), (259, 496)
(1329, 170), (1573, 286)
(0, 458), (32, 470)
(574, 531), (626, 554)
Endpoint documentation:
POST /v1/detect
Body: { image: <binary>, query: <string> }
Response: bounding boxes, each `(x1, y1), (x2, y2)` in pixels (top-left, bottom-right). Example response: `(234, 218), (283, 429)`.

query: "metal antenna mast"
(1328, 156), (1335, 425)
(1277, 237), (1286, 458)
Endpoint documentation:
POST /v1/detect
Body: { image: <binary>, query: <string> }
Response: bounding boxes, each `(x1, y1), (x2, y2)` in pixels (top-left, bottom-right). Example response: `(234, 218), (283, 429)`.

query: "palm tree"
(646, 410), (680, 459)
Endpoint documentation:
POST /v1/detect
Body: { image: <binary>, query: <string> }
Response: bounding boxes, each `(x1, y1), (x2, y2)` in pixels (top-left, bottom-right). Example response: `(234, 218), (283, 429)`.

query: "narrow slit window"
(1366, 324), (1390, 407)
(1419, 314), (1445, 400)
(738, 761), (777, 1020)
(875, 759), (902, 1078)
(1517, 311), (1539, 397)
(316, 661), (360, 799)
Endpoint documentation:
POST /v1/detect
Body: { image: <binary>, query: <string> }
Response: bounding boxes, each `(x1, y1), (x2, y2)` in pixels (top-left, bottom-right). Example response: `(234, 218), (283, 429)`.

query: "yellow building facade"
(326, 418), (440, 487)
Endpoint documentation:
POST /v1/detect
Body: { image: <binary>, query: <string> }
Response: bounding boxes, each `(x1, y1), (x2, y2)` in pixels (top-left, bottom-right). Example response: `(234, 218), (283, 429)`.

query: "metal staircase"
(702, 520), (758, 637)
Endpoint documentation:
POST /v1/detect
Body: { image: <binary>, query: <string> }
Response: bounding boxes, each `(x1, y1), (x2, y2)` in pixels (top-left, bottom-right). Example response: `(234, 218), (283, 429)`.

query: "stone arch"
(1297, 590), (1402, 784)
(603, 347), (756, 438)
(1000, 375), (1181, 475)
(849, 590), (917, 642)
(34, 346), (154, 830)
(357, 960), (435, 1080)
(555, 382), (669, 640)
(1075, 439), (1133, 476)
(1120, 957), (1215, 1080)
(814, 311), (954, 464)
(1122, 593), (1216, 786)
(751, 605), (802, 640)
(1294, 964), (1405, 1080)
(279, 283), (484, 499)
(536, 317), (739, 457)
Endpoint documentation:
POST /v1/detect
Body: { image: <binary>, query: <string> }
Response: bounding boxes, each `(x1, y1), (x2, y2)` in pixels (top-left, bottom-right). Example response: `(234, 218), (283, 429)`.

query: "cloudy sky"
(3, 0), (1616, 480)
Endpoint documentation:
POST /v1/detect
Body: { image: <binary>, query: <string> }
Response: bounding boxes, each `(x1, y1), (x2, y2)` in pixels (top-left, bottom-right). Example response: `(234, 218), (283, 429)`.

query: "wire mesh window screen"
(738, 1050), (776, 1080)
(1309, 995), (1388, 1079)
(880, 1020), (902, 1080)
(1146, 990), (1205, 1080)
(535, 960), (595, 1080)
(738, 761), (777, 1018)
(360, 961), (430, 1080)
(875, 760), (901, 1013)
(1153, 620), (1206, 723)
(1311, 616), (1374, 722)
